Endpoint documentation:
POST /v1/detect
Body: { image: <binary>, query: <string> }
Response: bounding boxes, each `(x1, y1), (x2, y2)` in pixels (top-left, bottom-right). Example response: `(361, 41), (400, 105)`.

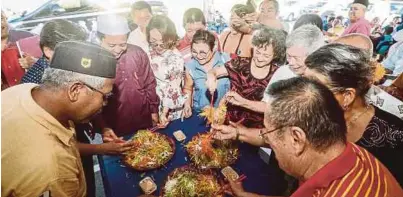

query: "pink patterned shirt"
(342, 17), (371, 36)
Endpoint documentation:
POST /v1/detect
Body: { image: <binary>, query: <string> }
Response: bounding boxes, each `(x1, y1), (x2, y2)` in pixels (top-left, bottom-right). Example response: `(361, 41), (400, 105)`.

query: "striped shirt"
(291, 143), (403, 197)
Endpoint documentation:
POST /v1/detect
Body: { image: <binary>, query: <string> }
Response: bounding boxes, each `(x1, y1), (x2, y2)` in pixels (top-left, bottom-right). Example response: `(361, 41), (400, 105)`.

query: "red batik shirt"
(1, 45), (25, 90)
(225, 57), (278, 128)
(291, 143), (403, 197)
(100, 45), (160, 136)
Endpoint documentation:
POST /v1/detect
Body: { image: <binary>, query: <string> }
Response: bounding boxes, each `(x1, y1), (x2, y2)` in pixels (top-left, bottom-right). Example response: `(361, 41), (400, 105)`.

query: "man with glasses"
(2, 41), (123, 197)
(342, 0), (371, 36)
(95, 14), (160, 140)
(216, 77), (403, 197)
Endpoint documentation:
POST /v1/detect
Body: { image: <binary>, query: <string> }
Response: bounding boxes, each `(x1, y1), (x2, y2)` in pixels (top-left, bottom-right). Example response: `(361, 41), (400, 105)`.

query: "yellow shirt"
(328, 26), (345, 37)
(1, 83), (86, 197)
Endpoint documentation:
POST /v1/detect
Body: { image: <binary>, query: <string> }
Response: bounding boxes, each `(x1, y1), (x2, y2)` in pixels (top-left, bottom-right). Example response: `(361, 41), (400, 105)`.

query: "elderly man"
(225, 77), (403, 197)
(94, 14), (160, 140)
(342, 0), (371, 36)
(2, 41), (118, 197)
(127, 1), (152, 54)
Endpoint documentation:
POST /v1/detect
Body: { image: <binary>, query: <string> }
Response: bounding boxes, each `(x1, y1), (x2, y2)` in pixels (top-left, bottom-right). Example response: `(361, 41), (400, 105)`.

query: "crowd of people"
(2, 0), (403, 196)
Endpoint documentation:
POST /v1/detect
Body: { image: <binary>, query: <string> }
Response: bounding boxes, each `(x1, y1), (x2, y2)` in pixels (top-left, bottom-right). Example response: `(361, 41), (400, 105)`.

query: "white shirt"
(366, 86), (403, 119)
(127, 28), (150, 56)
(382, 41), (403, 75)
(262, 65), (297, 102)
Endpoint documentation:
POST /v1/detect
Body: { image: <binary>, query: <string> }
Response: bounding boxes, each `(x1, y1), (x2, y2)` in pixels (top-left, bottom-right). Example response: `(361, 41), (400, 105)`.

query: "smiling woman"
(182, 30), (230, 117)
(146, 15), (186, 126)
(206, 25), (286, 128)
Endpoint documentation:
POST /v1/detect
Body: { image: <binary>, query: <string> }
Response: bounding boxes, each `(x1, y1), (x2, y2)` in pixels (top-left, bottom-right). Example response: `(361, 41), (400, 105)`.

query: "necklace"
(347, 105), (371, 128)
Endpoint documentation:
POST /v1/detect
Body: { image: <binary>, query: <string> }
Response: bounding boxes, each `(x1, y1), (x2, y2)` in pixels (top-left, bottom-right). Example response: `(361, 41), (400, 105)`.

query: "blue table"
(99, 114), (287, 197)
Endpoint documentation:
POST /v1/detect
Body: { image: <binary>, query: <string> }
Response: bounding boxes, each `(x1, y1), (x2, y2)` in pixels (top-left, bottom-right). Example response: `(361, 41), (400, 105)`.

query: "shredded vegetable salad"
(124, 130), (174, 170)
(200, 102), (227, 125)
(163, 167), (223, 197)
(186, 133), (238, 169)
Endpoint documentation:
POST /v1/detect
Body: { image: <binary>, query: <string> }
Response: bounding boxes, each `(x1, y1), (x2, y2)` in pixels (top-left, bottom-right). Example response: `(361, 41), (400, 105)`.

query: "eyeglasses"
(149, 41), (165, 49)
(82, 83), (113, 101)
(191, 50), (210, 59)
(259, 126), (288, 139)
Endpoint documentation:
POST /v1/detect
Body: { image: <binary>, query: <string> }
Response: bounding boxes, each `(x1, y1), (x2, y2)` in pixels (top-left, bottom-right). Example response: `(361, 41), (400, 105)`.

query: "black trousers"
(76, 124), (96, 197)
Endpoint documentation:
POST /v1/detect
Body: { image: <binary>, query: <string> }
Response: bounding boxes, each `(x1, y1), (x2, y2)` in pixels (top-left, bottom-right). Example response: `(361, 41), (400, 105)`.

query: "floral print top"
(150, 49), (187, 120)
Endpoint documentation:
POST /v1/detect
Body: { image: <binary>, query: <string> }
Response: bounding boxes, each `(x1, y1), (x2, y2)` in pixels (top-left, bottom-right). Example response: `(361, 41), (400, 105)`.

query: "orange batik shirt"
(291, 143), (403, 197)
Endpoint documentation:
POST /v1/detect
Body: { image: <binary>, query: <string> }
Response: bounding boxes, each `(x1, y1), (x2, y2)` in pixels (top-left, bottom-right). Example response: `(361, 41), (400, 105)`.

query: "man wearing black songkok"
(2, 41), (134, 197)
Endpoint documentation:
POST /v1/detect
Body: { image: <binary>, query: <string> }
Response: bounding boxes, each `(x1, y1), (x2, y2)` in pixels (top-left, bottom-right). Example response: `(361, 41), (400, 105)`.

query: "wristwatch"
(235, 128), (240, 141)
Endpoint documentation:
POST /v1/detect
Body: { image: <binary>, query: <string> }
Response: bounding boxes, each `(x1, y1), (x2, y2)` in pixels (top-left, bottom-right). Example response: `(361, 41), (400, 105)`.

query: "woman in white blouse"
(147, 15), (187, 125)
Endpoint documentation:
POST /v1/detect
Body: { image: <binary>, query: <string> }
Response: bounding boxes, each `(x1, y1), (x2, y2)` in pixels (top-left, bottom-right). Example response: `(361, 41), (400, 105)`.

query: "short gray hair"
(286, 24), (325, 55)
(41, 67), (106, 89)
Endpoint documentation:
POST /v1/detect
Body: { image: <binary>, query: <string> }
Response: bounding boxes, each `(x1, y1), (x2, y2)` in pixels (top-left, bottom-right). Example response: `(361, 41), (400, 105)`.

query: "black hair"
(131, 1), (152, 14)
(183, 8), (206, 27)
(293, 14), (324, 31)
(231, 4), (255, 18)
(146, 15), (179, 49)
(191, 29), (215, 51)
(40, 19), (87, 52)
(305, 43), (373, 96)
(384, 26), (394, 35)
(252, 26), (287, 65)
(265, 77), (347, 151)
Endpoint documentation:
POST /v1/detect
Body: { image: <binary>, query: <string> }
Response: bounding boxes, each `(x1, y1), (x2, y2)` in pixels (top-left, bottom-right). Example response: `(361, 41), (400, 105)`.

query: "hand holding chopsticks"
(216, 174), (247, 196)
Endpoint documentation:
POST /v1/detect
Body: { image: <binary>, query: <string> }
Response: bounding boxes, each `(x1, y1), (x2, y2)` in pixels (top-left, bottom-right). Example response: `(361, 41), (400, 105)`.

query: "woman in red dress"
(206, 25), (288, 195)
(207, 26), (287, 128)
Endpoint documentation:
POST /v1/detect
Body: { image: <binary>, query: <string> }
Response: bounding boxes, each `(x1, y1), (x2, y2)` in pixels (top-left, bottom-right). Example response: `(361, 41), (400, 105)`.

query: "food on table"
(221, 166), (239, 181)
(173, 130), (186, 141)
(139, 177), (157, 195)
(162, 166), (223, 197)
(123, 130), (175, 171)
(200, 102), (227, 125)
(185, 133), (238, 169)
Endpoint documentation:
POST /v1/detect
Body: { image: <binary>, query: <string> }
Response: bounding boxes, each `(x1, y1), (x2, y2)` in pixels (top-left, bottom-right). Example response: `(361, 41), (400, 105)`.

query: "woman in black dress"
(304, 43), (403, 187)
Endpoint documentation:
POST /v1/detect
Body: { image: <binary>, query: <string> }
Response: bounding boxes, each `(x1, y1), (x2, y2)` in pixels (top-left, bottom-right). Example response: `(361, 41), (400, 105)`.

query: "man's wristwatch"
(235, 128), (240, 141)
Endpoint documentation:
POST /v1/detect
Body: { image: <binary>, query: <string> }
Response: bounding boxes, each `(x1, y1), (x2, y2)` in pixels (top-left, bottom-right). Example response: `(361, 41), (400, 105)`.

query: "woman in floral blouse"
(147, 15), (187, 125)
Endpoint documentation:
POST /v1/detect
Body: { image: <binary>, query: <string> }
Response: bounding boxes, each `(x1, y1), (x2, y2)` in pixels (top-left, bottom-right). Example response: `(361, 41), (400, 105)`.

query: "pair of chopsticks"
(148, 125), (160, 132)
(215, 174), (247, 195)
(208, 117), (245, 140)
